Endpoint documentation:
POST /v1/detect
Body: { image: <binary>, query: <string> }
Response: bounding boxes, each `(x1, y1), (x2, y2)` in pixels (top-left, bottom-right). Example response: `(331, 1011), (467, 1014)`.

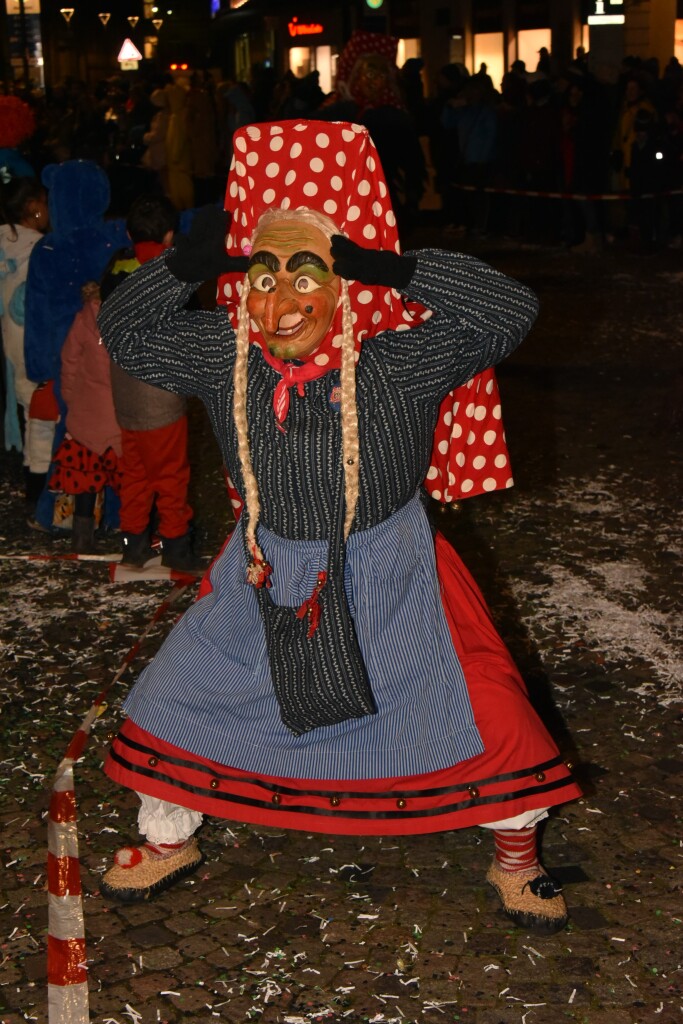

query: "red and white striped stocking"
(493, 825), (540, 873)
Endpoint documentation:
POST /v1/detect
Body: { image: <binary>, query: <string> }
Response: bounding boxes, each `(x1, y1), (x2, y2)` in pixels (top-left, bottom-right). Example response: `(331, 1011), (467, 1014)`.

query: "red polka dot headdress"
(336, 30), (399, 91)
(335, 30), (404, 112)
(218, 119), (423, 348)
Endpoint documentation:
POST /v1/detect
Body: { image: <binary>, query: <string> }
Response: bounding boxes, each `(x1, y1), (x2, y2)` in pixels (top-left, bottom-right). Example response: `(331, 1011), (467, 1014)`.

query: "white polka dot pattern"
(426, 368), (514, 502)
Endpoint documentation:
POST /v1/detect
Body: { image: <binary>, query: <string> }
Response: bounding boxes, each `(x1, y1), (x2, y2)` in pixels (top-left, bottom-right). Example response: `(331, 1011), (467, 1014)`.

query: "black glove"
(166, 206), (249, 282)
(331, 234), (417, 292)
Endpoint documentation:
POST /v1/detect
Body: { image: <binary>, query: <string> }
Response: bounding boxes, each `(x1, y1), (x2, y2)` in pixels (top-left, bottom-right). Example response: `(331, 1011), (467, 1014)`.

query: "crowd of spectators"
(1, 42), (681, 544)
(428, 49), (683, 251)
(2, 45), (683, 248)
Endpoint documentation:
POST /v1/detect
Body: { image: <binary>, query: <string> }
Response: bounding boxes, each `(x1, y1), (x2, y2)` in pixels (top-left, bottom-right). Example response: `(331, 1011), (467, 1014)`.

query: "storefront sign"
(288, 17), (323, 38)
(587, 0), (624, 24)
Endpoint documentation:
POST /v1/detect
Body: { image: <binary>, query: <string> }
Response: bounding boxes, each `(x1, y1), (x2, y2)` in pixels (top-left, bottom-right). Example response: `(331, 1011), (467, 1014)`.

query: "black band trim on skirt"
(114, 731), (567, 800)
(108, 747), (575, 822)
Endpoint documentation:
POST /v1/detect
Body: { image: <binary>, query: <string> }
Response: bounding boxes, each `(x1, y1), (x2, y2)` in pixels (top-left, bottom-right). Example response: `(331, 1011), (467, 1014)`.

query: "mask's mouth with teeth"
(275, 312), (306, 337)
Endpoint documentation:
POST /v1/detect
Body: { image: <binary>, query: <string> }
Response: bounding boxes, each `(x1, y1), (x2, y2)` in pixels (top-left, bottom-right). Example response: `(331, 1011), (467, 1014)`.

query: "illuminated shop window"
(516, 28), (551, 74)
(397, 37), (420, 66)
(289, 45), (311, 77)
(288, 44), (335, 96)
(315, 46), (332, 95)
(473, 32), (504, 91)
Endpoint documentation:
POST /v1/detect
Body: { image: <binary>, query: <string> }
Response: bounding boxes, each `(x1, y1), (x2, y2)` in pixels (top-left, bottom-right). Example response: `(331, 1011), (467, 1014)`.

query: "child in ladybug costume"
(98, 121), (580, 933)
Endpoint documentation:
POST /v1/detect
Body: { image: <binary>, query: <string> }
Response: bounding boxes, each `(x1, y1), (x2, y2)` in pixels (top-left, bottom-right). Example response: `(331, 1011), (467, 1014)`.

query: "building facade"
(1, 0), (681, 91)
(211, 0), (683, 96)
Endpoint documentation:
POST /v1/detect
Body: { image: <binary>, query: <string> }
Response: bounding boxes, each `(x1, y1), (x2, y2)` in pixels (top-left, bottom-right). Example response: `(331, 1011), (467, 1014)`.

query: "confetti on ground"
(2, 247), (682, 1023)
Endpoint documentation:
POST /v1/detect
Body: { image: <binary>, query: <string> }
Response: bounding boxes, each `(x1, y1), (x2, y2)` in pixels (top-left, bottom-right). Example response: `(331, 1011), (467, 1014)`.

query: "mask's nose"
(263, 281), (301, 334)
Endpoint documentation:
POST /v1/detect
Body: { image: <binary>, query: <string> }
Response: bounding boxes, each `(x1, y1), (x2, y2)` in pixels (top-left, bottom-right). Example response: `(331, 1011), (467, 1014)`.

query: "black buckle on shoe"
(523, 875), (563, 900)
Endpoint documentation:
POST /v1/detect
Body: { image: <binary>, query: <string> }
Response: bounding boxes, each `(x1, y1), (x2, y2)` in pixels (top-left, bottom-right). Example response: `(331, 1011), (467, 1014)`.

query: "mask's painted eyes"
(251, 271), (276, 292)
(294, 275), (319, 293)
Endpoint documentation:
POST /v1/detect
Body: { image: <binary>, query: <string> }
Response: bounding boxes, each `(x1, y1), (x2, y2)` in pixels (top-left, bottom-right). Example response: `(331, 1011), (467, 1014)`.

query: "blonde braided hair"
(233, 208), (360, 568)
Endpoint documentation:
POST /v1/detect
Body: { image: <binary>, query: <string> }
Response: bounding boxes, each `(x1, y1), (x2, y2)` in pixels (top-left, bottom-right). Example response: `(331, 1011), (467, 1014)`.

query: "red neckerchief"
(254, 328), (342, 426)
(134, 240), (168, 265)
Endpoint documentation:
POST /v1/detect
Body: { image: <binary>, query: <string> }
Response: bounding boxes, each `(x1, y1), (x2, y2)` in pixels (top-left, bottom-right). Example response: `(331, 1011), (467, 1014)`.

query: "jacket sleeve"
(59, 310), (85, 409)
(23, 242), (61, 383)
(97, 251), (235, 401)
(373, 248), (539, 400)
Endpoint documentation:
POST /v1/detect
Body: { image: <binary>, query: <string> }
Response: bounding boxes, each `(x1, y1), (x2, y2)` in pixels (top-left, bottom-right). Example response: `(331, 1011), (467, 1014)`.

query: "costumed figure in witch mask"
(97, 120), (581, 934)
(319, 30), (426, 230)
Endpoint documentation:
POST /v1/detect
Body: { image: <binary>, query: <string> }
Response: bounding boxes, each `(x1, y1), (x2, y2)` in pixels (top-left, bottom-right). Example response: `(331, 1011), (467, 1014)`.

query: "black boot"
(121, 530), (156, 569)
(24, 470), (47, 511)
(72, 515), (97, 554)
(159, 532), (205, 574)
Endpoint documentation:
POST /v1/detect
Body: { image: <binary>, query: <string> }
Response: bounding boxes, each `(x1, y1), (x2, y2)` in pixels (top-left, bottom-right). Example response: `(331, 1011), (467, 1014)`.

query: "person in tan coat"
(141, 88), (170, 197)
(186, 73), (219, 205)
(164, 81), (194, 211)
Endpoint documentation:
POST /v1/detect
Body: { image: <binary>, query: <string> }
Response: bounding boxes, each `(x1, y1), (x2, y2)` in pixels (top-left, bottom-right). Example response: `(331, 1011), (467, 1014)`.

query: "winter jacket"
(0, 222), (42, 407)
(60, 298), (122, 456)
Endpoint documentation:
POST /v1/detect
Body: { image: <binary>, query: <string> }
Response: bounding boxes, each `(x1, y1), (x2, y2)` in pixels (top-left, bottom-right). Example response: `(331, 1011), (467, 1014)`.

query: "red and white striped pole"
(47, 707), (101, 1023)
(46, 580), (193, 1023)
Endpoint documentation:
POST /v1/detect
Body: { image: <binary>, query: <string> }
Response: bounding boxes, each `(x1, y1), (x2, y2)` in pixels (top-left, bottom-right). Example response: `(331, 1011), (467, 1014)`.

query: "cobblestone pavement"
(1, 235), (681, 1024)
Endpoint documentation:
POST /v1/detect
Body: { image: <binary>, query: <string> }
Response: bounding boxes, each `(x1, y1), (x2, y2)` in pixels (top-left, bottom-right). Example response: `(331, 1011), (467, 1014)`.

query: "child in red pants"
(100, 195), (201, 573)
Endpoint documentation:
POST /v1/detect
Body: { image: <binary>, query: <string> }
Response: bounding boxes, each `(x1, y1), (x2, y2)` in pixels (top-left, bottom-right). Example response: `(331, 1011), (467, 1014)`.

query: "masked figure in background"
(98, 120), (581, 934)
(319, 31), (426, 231)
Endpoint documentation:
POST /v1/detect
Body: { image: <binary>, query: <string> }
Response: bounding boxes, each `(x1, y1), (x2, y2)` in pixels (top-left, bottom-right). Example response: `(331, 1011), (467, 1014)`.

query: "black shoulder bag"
(247, 467), (377, 737)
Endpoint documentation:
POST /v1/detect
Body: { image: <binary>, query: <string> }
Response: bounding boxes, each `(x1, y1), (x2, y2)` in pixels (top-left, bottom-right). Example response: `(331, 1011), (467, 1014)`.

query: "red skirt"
(105, 532), (581, 835)
(49, 437), (121, 496)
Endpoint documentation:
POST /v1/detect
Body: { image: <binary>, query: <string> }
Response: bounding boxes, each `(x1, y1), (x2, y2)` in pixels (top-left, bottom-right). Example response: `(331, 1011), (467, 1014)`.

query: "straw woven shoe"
(487, 860), (568, 934)
(100, 838), (204, 903)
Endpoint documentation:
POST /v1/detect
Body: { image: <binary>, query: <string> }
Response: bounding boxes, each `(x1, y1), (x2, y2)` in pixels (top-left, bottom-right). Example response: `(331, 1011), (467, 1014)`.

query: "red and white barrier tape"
(454, 183), (683, 201)
(46, 580), (193, 1023)
(109, 557), (202, 584)
(0, 552), (201, 584)
(0, 552), (121, 561)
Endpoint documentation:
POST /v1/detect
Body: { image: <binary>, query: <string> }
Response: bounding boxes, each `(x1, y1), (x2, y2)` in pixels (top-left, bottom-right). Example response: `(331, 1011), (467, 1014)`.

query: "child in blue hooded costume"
(23, 159), (128, 533)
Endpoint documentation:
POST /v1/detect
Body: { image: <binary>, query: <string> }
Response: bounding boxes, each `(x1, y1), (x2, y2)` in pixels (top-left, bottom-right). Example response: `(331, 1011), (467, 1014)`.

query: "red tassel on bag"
(297, 572), (328, 638)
